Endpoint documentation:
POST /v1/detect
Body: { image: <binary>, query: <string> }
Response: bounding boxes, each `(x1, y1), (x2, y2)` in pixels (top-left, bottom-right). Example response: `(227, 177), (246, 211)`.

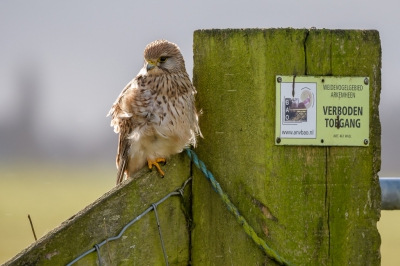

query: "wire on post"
(152, 203), (169, 266)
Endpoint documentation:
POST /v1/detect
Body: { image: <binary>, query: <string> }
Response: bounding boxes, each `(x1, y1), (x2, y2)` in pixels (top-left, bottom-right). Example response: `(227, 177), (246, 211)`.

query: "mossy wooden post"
(4, 154), (191, 266)
(192, 29), (381, 265)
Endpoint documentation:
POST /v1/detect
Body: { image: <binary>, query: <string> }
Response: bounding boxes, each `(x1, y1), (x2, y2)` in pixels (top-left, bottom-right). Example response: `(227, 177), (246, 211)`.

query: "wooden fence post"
(192, 28), (381, 265)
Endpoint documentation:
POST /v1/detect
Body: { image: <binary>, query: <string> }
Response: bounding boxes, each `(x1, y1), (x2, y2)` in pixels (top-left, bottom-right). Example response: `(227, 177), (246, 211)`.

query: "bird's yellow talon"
(147, 158), (166, 177)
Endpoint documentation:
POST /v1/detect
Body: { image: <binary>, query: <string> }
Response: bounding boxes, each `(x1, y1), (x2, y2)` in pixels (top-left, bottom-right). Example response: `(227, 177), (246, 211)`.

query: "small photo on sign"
(279, 83), (317, 139)
(284, 98), (307, 122)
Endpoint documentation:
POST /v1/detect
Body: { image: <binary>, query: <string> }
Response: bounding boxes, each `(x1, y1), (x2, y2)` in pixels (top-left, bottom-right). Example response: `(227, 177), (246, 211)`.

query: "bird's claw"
(147, 158), (166, 177)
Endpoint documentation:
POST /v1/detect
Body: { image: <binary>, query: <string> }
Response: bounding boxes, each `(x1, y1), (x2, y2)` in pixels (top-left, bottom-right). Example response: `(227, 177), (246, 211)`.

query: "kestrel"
(108, 40), (201, 185)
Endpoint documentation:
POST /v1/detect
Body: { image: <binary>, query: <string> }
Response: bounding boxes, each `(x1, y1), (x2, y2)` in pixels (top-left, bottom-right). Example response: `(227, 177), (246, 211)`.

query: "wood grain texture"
(192, 28), (381, 265)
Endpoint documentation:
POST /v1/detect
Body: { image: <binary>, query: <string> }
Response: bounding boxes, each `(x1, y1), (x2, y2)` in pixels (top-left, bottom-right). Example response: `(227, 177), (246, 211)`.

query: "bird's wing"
(108, 78), (137, 184)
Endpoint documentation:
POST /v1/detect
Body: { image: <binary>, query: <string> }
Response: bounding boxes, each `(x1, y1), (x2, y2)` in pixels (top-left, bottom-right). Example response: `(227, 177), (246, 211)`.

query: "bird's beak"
(146, 61), (156, 71)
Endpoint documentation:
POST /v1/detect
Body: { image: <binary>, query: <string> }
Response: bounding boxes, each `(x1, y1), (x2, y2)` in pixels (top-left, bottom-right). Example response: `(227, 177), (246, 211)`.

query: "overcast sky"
(0, 0), (399, 176)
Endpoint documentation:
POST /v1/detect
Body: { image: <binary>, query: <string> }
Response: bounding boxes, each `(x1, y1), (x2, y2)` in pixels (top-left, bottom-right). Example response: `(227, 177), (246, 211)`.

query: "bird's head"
(143, 40), (186, 74)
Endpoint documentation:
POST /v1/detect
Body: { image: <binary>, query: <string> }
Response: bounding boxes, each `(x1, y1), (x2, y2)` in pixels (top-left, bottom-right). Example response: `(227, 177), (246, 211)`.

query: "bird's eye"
(158, 57), (168, 63)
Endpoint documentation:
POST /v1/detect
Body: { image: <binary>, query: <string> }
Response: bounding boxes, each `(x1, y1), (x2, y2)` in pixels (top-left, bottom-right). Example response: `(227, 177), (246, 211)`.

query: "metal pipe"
(380, 178), (400, 210)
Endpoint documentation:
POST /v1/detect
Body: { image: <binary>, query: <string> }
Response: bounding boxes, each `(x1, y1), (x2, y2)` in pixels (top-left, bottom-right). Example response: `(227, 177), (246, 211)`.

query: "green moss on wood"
(192, 28), (381, 265)
(307, 29), (382, 266)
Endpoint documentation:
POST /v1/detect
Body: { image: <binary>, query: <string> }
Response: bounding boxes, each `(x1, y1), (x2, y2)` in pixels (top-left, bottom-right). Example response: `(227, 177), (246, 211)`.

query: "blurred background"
(0, 0), (399, 265)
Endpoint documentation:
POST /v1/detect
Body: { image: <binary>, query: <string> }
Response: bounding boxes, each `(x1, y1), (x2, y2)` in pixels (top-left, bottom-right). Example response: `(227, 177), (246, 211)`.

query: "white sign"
(275, 76), (370, 146)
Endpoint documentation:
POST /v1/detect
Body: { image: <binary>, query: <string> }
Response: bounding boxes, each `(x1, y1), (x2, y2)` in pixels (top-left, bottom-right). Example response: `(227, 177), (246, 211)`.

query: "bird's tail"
(116, 139), (130, 185)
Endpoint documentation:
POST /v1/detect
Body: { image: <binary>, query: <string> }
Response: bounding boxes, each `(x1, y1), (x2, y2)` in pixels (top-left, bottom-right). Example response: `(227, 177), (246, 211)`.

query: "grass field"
(0, 165), (399, 265)
(0, 163), (115, 264)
